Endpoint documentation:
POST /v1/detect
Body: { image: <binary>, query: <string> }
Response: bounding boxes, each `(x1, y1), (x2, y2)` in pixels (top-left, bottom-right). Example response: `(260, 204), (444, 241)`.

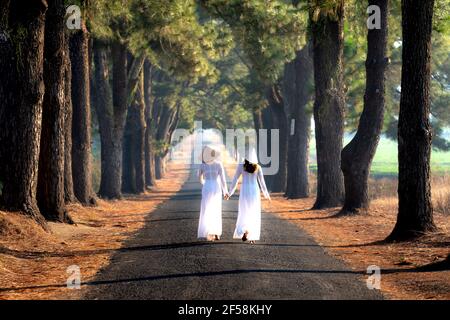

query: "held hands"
(223, 194), (269, 201)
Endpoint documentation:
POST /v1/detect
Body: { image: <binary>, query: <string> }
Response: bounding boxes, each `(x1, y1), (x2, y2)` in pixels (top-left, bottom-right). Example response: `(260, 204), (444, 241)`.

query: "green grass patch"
(309, 135), (450, 177)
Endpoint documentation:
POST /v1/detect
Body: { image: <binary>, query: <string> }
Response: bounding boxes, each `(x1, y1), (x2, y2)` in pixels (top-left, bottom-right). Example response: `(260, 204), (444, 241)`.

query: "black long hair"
(243, 159), (258, 174)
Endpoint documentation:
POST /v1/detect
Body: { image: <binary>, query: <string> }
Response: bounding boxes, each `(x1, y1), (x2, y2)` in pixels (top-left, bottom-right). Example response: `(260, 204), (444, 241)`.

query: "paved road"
(82, 165), (382, 300)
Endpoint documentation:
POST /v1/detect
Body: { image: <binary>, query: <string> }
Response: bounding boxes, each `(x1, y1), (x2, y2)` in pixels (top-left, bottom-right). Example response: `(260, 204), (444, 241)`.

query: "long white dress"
(229, 164), (270, 241)
(197, 161), (228, 240)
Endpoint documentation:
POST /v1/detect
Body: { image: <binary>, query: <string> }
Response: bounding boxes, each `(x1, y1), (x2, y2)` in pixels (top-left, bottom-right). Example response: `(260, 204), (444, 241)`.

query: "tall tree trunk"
(0, 0), (7, 174)
(266, 85), (288, 193)
(310, 0), (345, 209)
(0, 0), (10, 29)
(133, 72), (147, 193)
(253, 109), (263, 134)
(122, 108), (136, 193)
(168, 103), (182, 144)
(93, 41), (126, 199)
(109, 41), (128, 197)
(94, 41), (117, 198)
(127, 54), (146, 105)
(284, 46), (313, 199)
(340, 0), (389, 215)
(69, 20), (96, 206)
(37, 0), (72, 223)
(151, 97), (162, 180)
(387, 0), (436, 241)
(64, 38), (76, 203)
(94, 43), (143, 198)
(161, 102), (182, 178)
(252, 108), (263, 157)
(155, 106), (170, 180)
(144, 61), (156, 187)
(154, 156), (163, 180)
(261, 106), (274, 189)
(154, 102), (177, 179)
(0, 0), (47, 226)
(120, 55), (147, 194)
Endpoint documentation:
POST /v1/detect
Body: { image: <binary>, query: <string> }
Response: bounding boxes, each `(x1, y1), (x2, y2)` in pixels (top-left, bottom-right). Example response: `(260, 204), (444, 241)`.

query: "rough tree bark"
(94, 42), (144, 198)
(168, 103), (182, 144)
(340, 0), (389, 215)
(93, 41), (115, 198)
(0, 0), (9, 29)
(93, 41), (126, 199)
(149, 71), (166, 179)
(64, 38), (76, 203)
(144, 61), (156, 187)
(154, 105), (173, 179)
(252, 108), (263, 171)
(284, 45), (313, 199)
(0, 1), (6, 169)
(0, 0), (47, 225)
(151, 97), (162, 180)
(154, 102), (180, 179)
(69, 19), (96, 205)
(310, 0), (345, 209)
(163, 102), (182, 177)
(127, 54), (146, 105)
(133, 72), (147, 193)
(266, 85), (288, 193)
(387, 0), (436, 241)
(261, 106), (274, 189)
(253, 109), (263, 146)
(37, 0), (73, 223)
(120, 53), (147, 194)
(122, 103), (137, 193)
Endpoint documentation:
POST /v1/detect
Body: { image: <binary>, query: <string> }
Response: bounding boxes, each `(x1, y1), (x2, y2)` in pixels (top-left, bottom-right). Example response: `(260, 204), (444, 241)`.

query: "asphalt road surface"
(82, 165), (383, 300)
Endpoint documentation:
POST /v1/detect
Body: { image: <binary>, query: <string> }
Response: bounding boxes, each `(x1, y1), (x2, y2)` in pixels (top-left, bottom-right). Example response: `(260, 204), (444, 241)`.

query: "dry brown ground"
(0, 162), (189, 300)
(263, 195), (450, 300)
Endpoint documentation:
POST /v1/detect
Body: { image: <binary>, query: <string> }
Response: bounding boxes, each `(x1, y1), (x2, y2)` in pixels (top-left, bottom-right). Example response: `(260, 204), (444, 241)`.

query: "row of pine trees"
(0, 0), (446, 255)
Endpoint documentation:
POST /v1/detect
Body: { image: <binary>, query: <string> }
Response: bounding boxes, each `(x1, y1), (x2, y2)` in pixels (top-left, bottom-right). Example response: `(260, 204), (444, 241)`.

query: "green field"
(309, 135), (450, 177)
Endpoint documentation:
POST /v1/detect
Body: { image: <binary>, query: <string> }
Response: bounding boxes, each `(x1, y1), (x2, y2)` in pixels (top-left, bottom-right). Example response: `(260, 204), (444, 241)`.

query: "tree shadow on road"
(0, 265), (436, 293)
(0, 240), (326, 259)
(267, 209), (343, 221)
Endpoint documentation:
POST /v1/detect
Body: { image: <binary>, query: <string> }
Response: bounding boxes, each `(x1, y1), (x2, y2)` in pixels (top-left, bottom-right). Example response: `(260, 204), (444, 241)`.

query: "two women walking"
(197, 146), (271, 244)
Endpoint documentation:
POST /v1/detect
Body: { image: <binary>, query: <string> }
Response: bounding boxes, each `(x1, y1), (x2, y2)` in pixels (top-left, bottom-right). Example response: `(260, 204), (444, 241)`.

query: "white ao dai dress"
(197, 162), (228, 240)
(229, 164), (270, 241)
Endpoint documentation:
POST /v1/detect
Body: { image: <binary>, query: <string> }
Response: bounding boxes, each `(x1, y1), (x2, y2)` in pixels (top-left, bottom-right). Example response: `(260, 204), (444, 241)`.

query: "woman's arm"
(218, 162), (229, 196)
(257, 166), (271, 200)
(228, 164), (242, 196)
(198, 164), (205, 185)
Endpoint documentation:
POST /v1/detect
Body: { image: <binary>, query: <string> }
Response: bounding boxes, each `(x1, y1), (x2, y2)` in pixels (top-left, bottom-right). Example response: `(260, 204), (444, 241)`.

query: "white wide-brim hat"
(201, 145), (220, 164)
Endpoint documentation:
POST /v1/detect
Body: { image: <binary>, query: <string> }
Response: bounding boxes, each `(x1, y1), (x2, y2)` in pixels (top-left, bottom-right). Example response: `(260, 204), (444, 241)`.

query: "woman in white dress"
(197, 146), (229, 241)
(227, 148), (270, 244)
